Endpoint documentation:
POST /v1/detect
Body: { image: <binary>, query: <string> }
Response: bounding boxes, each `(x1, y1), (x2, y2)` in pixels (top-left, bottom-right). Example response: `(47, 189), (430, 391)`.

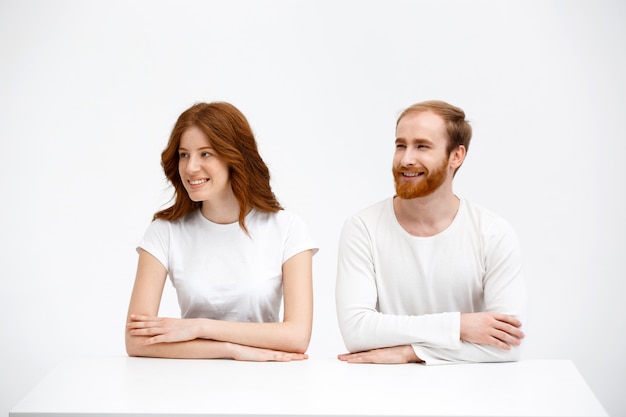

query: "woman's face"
(178, 126), (232, 204)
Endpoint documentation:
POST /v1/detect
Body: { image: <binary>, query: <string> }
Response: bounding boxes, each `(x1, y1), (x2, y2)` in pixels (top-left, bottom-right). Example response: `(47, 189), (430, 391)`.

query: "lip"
(400, 171), (424, 181)
(187, 178), (209, 189)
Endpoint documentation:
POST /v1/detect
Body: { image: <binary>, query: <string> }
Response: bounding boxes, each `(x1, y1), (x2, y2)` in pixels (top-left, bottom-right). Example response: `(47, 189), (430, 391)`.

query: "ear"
(449, 145), (466, 170)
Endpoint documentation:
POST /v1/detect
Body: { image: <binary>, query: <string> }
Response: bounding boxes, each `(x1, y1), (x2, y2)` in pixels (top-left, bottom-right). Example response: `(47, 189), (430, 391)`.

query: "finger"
(127, 321), (148, 329)
(130, 326), (165, 337)
(130, 314), (162, 324)
(271, 352), (289, 362)
(492, 313), (522, 328)
(494, 321), (525, 340)
(338, 353), (359, 361)
(489, 335), (511, 350)
(495, 329), (523, 346)
(127, 320), (160, 330)
(286, 353), (309, 361)
(142, 336), (163, 345)
(338, 353), (360, 362)
(346, 353), (376, 363)
(272, 352), (302, 362)
(506, 325), (525, 340)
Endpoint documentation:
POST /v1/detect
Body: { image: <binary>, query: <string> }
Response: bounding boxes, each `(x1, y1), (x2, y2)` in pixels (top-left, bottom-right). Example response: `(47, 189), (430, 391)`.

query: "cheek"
(178, 160), (187, 179)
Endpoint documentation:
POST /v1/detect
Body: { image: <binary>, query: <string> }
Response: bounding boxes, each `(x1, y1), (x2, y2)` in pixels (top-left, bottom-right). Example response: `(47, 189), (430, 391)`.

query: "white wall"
(1, 1), (624, 416)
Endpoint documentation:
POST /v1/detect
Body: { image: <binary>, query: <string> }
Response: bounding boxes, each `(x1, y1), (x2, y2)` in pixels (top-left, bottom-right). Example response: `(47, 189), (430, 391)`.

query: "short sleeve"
(283, 213), (318, 263)
(137, 219), (170, 272)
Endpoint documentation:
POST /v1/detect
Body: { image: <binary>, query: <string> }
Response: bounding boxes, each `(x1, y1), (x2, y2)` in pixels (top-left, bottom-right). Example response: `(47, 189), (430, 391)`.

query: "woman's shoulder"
(147, 210), (202, 233)
(250, 208), (302, 227)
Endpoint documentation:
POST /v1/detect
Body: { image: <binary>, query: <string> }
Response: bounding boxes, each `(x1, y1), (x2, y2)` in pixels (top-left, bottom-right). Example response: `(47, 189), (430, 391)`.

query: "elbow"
(291, 341), (309, 355)
(125, 342), (141, 358)
(337, 313), (371, 353)
(342, 335), (364, 354)
(338, 325), (367, 353)
(289, 331), (311, 354)
(487, 343), (522, 363)
(282, 324), (311, 354)
(507, 343), (523, 362)
(125, 332), (147, 358)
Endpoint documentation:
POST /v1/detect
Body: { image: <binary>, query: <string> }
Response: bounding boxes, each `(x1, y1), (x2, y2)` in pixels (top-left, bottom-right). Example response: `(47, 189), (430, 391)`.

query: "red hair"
(154, 102), (282, 232)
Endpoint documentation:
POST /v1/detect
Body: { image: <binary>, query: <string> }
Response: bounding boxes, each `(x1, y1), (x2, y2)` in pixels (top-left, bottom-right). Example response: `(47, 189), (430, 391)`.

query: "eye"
(395, 143), (406, 149)
(201, 151), (212, 157)
(179, 152), (189, 158)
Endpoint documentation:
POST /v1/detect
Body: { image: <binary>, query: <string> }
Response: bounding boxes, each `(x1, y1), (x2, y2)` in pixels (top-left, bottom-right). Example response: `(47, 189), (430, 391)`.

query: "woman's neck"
(200, 191), (242, 224)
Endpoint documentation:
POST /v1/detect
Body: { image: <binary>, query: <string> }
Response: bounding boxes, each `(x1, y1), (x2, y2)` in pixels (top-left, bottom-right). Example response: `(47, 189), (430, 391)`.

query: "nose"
(185, 154), (201, 173)
(400, 147), (417, 167)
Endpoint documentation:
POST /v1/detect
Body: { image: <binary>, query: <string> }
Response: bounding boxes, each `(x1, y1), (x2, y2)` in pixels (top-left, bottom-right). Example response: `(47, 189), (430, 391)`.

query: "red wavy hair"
(154, 102), (282, 232)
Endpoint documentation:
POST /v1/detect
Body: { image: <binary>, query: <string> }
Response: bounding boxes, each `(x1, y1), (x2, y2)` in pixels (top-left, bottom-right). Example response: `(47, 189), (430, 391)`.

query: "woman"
(125, 102), (317, 361)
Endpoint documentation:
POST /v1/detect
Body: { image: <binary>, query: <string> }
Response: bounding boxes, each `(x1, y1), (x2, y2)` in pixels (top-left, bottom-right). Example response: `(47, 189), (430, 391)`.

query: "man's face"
(392, 111), (451, 199)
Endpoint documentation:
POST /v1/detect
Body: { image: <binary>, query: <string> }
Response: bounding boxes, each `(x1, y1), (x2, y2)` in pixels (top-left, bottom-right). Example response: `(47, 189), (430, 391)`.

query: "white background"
(1, 1), (624, 416)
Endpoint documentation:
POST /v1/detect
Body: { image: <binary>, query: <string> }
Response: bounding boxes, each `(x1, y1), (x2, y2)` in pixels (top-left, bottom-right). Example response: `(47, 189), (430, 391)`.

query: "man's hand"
(460, 312), (525, 350)
(127, 314), (200, 345)
(337, 345), (423, 364)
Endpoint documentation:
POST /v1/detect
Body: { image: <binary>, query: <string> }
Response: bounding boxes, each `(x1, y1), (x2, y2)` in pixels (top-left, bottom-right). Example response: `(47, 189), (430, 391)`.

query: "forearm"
(126, 329), (309, 362)
(195, 319), (311, 354)
(412, 340), (522, 365)
(338, 309), (461, 353)
(125, 331), (233, 359)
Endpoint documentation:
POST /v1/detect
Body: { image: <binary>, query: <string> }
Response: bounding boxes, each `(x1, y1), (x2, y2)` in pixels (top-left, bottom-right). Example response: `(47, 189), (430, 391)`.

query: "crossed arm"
(337, 313), (525, 364)
(125, 249), (314, 361)
(335, 215), (527, 365)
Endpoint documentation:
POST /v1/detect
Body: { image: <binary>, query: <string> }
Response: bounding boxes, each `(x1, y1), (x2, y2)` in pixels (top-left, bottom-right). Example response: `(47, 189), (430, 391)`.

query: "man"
(335, 100), (526, 365)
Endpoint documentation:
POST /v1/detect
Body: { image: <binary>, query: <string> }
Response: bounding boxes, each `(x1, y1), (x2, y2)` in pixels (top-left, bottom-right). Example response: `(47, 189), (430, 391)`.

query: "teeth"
(189, 179), (208, 185)
(403, 172), (421, 177)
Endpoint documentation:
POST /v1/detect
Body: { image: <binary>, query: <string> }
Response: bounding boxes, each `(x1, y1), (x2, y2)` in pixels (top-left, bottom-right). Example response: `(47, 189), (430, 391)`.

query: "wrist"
(224, 342), (239, 360)
(407, 345), (424, 364)
(192, 318), (207, 339)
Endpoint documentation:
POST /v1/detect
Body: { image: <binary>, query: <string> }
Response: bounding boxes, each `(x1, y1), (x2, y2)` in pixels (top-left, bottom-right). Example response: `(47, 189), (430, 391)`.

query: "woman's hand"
(127, 314), (200, 345)
(228, 343), (309, 362)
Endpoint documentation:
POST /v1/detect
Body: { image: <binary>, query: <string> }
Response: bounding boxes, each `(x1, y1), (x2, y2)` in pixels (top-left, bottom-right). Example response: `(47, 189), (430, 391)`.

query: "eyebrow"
(395, 137), (434, 145)
(178, 146), (214, 151)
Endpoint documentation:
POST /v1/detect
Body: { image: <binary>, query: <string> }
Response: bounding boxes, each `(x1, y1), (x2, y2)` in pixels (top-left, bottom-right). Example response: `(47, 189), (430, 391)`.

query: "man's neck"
(393, 190), (460, 237)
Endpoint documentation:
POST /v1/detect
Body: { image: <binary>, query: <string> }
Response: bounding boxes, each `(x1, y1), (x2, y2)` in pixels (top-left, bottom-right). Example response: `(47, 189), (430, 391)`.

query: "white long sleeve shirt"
(335, 197), (526, 365)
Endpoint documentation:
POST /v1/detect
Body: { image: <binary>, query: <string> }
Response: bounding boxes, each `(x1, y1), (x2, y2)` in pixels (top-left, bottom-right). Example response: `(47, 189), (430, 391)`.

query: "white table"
(10, 356), (607, 417)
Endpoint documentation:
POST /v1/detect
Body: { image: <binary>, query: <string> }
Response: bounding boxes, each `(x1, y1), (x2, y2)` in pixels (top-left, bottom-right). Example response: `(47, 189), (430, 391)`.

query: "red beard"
(393, 158), (448, 199)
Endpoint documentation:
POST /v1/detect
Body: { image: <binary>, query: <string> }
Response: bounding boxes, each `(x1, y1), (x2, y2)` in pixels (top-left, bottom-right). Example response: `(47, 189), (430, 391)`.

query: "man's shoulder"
(351, 197), (392, 220)
(461, 199), (516, 234)
(462, 199), (496, 217)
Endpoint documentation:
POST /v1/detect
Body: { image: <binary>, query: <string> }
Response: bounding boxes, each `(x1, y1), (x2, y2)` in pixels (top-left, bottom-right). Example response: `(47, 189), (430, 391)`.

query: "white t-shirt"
(138, 208), (318, 323)
(336, 197), (527, 365)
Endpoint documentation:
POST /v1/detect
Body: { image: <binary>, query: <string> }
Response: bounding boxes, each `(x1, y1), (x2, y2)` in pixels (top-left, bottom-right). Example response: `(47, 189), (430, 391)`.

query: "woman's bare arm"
(125, 249), (313, 358)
